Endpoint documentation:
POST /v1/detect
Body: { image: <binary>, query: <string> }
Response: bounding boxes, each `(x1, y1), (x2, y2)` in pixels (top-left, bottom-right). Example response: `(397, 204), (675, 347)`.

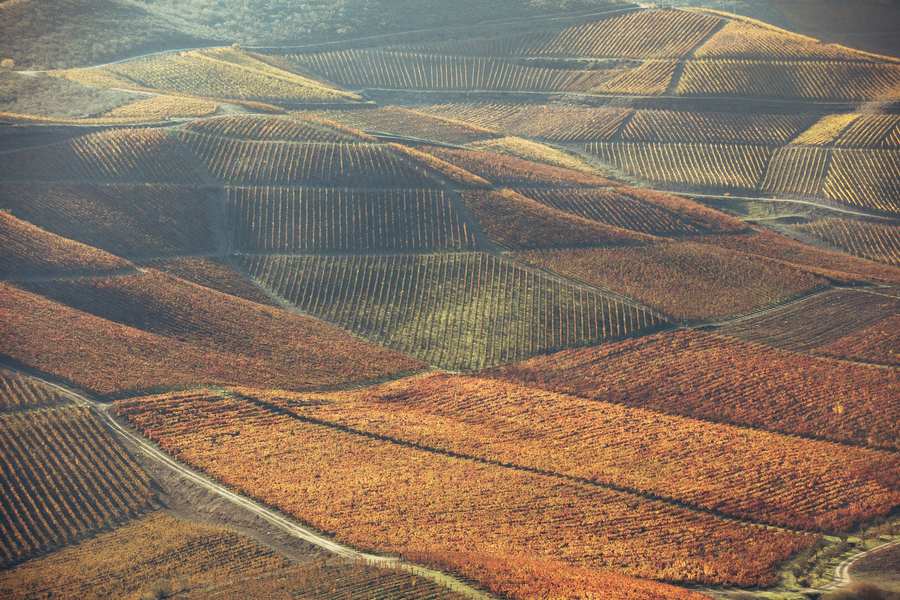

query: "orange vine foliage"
(0, 275), (423, 395)
(515, 241), (826, 320)
(116, 390), (815, 589)
(487, 329), (899, 449)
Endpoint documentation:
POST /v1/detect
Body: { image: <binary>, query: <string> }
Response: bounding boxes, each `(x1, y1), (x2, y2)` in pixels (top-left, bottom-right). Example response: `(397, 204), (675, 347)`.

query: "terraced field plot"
(1, 272), (423, 395)
(286, 373), (899, 531)
(182, 113), (371, 142)
(311, 106), (497, 145)
(116, 389), (816, 588)
(515, 242), (827, 321)
(226, 186), (477, 253)
(793, 219), (900, 266)
(0, 406), (155, 566)
(488, 329), (899, 449)
(621, 110), (810, 144)
(0, 367), (71, 412)
(241, 252), (667, 371)
(718, 288), (900, 361)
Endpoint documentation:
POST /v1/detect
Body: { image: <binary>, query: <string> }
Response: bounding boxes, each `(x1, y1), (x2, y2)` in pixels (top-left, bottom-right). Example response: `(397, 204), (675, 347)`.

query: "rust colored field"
(0, 182), (218, 259)
(718, 288), (899, 358)
(512, 187), (745, 236)
(0, 211), (130, 278)
(816, 314), (899, 366)
(515, 241), (825, 321)
(694, 229), (900, 284)
(146, 257), (277, 307)
(0, 276), (422, 396)
(487, 329), (899, 449)
(313, 106), (496, 145)
(0, 367), (70, 412)
(793, 219), (900, 266)
(116, 389), (815, 588)
(288, 373), (899, 531)
(0, 406), (155, 566)
(461, 189), (652, 249)
(423, 145), (613, 187)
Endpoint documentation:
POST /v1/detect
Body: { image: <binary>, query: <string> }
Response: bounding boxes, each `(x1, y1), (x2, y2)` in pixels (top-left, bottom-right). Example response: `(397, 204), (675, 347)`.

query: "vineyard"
(115, 389), (815, 588)
(0, 182), (218, 258)
(292, 373), (900, 531)
(591, 60), (677, 96)
(0, 406), (155, 565)
(693, 229), (900, 284)
(241, 252), (666, 371)
(759, 146), (830, 197)
(834, 114), (900, 148)
(180, 132), (437, 186)
(693, 20), (873, 61)
(791, 113), (860, 146)
(146, 257), (279, 307)
(182, 113), (371, 142)
(515, 242), (826, 321)
(226, 186), (477, 253)
(0, 210), (130, 277)
(514, 187), (743, 236)
(74, 47), (361, 103)
(311, 106), (497, 145)
(622, 110), (810, 144)
(676, 60), (900, 101)
(100, 94), (219, 121)
(0, 367), (70, 412)
(816, 314), (899, 367)
(0, 128), (206, 184)
(282, 50), (613, 93)
(585, 142), (773, 191)
(0, 512), (291, 599)
(488, 329), (900, 449)
(415, 103), (634, 142)
(824, 149), (900, 215)
(0, 278), (422, 396)
(718, 288), (900, 356)
(794, 218), (900, 266)
(423, 146), (613, 187)
(460, 189), (651, 249)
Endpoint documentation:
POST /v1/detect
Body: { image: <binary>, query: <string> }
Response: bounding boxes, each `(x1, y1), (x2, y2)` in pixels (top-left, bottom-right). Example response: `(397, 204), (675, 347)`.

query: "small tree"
(0, 58), (15, 70)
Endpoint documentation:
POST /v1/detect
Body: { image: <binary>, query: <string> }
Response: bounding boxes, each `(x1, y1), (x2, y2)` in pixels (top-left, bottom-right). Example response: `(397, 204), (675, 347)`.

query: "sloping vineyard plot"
(241, 253), (666, 371)
(182, 113), (370, 142)
(282, 50), (610, 93)
(530, 9), (723, 59)
(622, 110), (810, 145)
(422, 146), (613, 187)
(0, 128), (208, 184)
(823, 149), (900, 215)
(0, 182), (218, 259)
(834, 114), (900, 148)
(488, 329), (899, 449)
(146, 257), (279, 307)
(226, 186), (476, 253)
(815, 314), (900, 367)
(415, 103), (634, 142)
(0, 279), (422, 396)
(718, 288), (900, 356)
(116, 390), (815, 588)
(99, 94), (218, 121)
(0, 367), (70, 412)
(180, 133), (437, 187)
(515, 242), (826, 321)
(0, 406), (155, 566)
(312, 106), (496, 145)
(694, 19), (879, 61)
(0, 211), (130, 278)
(677, 60), (900, 101)
(591, 60), (678, 96)
(73, 47), (360, 103)
(585, 142), (773, 191)
(515, 187), (743, 236)
(693, 229), (900, 284)
(0, 512), (294, 600)
(759, 146), (830, 197)
(292, 373), (900, 531)
(793, 219), (900, 266)
(791, 113), (860, 146)
(459, 189), (653, 249)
